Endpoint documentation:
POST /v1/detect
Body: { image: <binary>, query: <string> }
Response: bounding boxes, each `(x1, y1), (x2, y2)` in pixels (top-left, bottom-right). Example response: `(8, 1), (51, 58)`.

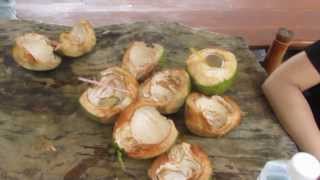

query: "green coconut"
(186, 48), (237, 95)
(140, 68), (191, 114)
(122, 41), (165, 81)
(56, 19), (96, 58)
(79, 67), (139, 124)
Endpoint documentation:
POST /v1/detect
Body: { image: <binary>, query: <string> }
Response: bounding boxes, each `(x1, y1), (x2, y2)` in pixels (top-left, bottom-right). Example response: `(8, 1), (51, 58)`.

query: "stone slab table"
(0, 20), (297, 180)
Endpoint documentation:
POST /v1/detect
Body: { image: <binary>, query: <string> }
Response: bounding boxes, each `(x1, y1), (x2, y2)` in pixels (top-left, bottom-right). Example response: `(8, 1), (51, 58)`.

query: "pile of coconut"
(12, 20), (96, 71)
(12, 21), (242, 180)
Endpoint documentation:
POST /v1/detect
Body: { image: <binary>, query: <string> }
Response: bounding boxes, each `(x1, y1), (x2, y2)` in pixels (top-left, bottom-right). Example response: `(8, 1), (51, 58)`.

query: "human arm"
(262, 49), (320, 159)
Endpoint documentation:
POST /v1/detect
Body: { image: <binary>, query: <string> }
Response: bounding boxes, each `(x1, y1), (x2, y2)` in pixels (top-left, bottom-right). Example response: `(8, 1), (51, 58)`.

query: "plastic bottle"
(258, 152), (320, 180)
(0, 0), (16, 19)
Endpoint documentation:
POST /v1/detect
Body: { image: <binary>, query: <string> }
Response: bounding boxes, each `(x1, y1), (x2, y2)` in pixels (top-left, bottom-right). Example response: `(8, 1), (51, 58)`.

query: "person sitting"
(263, 41), (320, 159)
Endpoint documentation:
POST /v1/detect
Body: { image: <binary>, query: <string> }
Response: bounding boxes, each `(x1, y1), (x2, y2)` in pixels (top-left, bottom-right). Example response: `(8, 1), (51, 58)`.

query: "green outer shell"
(80, 104), (101, 121)
(80, 103), (117, 123)
(157, 48), (166, 68)
(188, 69), (237, 95)
(160, 72), (191, 114)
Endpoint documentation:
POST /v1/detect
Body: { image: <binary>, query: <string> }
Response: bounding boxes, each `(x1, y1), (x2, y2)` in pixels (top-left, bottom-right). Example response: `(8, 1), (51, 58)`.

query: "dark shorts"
(304, 40), (320, 127)
(304, 84), (320, 127)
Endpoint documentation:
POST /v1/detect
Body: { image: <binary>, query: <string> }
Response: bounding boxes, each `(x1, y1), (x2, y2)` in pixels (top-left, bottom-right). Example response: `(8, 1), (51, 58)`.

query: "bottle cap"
(289, 152), (320, 179)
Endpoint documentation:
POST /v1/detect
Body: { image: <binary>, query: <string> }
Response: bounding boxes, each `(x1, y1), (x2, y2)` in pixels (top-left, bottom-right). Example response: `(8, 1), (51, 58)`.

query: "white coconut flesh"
(155, 143), (202, 180)
(130, 106), (172, 144)
(18, 34), (59, 64)
(188, 49), (237, 86)
(70, 23), (86, 44)
(128, 42), (163, 77)
(115, 106), (173, 151)
(196, 95), (233, 129)
(157, 169), (186, 180)
(143, 71), (181, 102)
(86, 72), (130, 108)
(114, 124), (138, 151)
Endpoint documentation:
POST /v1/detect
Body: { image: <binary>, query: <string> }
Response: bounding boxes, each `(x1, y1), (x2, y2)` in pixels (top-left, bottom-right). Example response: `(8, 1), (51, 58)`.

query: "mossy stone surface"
(0, 20), (297, 180)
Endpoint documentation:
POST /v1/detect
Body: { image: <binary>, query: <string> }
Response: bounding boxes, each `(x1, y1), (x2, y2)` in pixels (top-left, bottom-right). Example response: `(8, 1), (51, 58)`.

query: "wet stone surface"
(0, 20), (297, 180)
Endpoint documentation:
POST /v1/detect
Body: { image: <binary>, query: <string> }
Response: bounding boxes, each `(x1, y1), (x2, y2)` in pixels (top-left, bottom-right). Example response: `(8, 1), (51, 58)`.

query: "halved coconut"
(79, 67), (139, 124)
(56, 19), (96, 57)
(12, 33), (61, 71)
(113, 100), (178, 159)
(122, 41), (164, 80)
(185, 92), (241, 137)
(140, 69), (191, 114)
(148, 142), (212, 180)
(186, 48), (237, 95)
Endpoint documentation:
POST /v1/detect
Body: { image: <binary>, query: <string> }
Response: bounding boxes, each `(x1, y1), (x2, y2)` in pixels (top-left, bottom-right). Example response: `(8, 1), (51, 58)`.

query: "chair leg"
(263, 28), (294, 74)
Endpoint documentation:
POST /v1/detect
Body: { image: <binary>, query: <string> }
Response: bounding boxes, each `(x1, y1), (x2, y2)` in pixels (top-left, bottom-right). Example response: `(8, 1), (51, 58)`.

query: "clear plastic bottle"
(0, 0), (16, 19)
(258, 152), (320, 180)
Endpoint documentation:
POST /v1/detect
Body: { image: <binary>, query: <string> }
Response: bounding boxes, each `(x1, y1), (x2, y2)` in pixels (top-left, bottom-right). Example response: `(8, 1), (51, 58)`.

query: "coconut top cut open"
(185, 92), (241, 137)
(113, 101), (178, 159)
(140, 69), (190, 114)
(12, 33), (61, 71)
(122, 41), (164, 80)
(79, 67), (138, 124)
(186, 48), (237, 95)
(148, 142), (212, 180)
(57, 19), (96, 57)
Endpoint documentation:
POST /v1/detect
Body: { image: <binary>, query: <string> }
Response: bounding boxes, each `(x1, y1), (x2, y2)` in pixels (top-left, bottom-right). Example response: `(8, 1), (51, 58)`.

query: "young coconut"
(122, 41), (164, 81)
(140, 69), (191, 114)
(186, 48), (237, 95)
(148, 142), (212, 180)
(185, 92), (241, 137)
(79, 67), (139, 124)
(113, 100), (178, 159)
(56, 19), (96, 57)
(12, 33), (61, 71)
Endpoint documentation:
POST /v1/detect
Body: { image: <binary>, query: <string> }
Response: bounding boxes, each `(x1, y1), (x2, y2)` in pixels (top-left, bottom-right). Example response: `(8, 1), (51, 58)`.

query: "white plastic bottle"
(258, 152), (320, 180)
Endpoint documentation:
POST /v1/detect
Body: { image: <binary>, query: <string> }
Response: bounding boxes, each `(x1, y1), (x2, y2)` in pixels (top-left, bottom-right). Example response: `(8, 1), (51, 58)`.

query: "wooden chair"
(263, 28), (294, 74)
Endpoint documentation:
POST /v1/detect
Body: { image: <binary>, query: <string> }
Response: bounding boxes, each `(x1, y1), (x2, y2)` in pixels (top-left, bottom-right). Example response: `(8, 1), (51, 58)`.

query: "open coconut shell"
(148, 142), (212, 180)
(185, 92), (241, 137)
(56, 19), (96, 57)
(12, 33), (61, 71)
(79, 67), (139, 124)
(140, 68), (191, 114)
(186, 48), (237, 95)
(113, 100), (178, 159)
(121, 41), (164, 81)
